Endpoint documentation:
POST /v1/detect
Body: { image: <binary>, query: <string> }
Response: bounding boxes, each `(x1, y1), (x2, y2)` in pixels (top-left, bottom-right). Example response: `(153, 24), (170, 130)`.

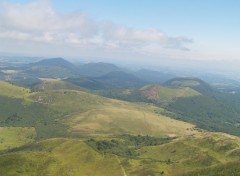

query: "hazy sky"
(0, 0), (239, 64)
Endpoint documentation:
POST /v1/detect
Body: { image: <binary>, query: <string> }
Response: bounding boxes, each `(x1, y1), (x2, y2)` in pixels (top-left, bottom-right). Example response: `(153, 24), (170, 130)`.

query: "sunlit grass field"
(0, 127), (36, 151)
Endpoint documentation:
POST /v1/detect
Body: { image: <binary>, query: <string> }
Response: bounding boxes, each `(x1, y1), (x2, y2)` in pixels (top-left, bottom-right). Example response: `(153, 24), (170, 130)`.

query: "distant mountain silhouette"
(28, 58), (74, 68)
(96, 71), (147, 88)
(134, 69), (175, 83)
(77, 62), (121, 77)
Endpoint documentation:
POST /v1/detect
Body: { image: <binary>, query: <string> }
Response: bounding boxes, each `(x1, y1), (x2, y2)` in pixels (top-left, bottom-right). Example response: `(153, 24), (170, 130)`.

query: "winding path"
(115, 155), (128, 176)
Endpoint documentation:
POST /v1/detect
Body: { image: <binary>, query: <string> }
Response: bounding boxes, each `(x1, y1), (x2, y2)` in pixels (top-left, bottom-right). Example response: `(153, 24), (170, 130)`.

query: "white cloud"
(101, 22), (192, 49)
(0, 0), (193, 60)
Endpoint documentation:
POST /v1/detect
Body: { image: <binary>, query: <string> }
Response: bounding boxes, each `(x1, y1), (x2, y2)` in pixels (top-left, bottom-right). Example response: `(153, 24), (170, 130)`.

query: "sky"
(0, 0), (240, 65)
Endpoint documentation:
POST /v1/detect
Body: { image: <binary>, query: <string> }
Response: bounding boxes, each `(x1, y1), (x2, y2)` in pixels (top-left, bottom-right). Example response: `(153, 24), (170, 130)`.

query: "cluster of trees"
(87, 135), (173, 157)
(122, 134), (172, 148)
(87, 138), (137, 157)
(4, 113), (22, 124)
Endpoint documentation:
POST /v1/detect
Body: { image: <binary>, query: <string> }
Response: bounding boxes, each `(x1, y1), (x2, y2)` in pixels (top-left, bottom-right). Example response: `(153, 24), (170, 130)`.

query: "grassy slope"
(0, 81), (30, 98)
(181, 161), (240, 176)
(166, 95), (240, 136)
(27, 81), (197, 137)
(68, 103), (196, 137)
(141, 85), (201, 104)
(97, 84), (201, 106)
(1, 81), (240, 175)
(97, 79), (220, 137)
(29, 89), (109, 115)
(1, 133), (240, 176)
(166, 79), (200, 87)
(137, 132), (240, 175)
(0, 127), (36, 151)
(0, 95), (69, 139)
(0, 139), (124, 176)
(33, 80), (83, 91)
(0, 80), (197, 138)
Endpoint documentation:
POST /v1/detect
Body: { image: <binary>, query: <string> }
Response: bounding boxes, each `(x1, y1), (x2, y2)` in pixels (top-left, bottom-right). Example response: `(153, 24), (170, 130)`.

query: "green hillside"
(165, 95), (240, 135)
(24, 58), (77, 79)
(67, 103), (196, 137)
(30, 89), (195, 137)
(0, 95), (69, 139)
(164, 78), (201, 87)
(1, 132), (240, 176)
(0, 81), (30, 98)
(0, 81), (196, 139)
(1, 80), (240, 175)
(181, 161), (240, 176)
(162, 79), (240, 135)
(0, 139), (124, 176)
(97, 84), (201, 106)
(98, 78), (240, 136)
(164, 77), (214, 95)
(0, 127), (36, 151)
(33, 79), (83, 91)
(138, 133), (240, 175)
(66, 77), (107, 90)
(141, 85), (200, 104)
